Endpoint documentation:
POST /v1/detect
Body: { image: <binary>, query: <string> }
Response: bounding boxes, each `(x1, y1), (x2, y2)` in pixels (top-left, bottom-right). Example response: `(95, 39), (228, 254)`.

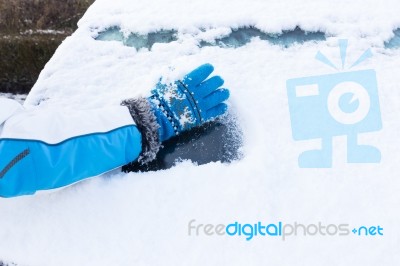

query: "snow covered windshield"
(96, 26), (326, 49)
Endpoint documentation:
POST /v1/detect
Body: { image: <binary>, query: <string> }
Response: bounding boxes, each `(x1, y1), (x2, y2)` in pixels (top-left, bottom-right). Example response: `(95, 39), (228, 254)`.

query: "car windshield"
(385, 28), (400, 48)
(96, 26), (326, 50)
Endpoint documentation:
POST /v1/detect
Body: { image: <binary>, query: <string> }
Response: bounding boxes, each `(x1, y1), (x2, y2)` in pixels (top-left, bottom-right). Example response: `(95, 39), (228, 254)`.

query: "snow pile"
(2, 0), (400, 265)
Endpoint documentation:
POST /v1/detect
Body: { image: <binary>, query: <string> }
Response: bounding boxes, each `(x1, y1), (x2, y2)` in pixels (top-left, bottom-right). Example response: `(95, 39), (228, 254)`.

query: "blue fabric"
(149, 63), (230, 142)
(0, 125), (142, 198)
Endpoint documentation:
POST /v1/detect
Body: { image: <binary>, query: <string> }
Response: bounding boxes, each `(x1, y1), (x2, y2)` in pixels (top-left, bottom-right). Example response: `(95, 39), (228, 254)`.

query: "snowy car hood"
(5, 0), (400, 265)
(0, 98), (23, 126)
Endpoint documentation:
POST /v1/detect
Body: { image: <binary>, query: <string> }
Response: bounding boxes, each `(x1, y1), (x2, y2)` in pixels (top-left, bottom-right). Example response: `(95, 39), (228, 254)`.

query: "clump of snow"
(178, 106), (195, 127)
(3, 0), (400, 265)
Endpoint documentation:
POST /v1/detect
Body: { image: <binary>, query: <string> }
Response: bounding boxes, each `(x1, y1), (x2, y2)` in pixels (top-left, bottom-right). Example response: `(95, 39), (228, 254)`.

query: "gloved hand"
(149, 63), (230, 142)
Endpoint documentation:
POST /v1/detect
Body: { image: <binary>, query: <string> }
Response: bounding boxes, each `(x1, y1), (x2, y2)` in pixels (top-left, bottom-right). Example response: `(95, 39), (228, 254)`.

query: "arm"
(0, 104), (147, 197)
(0, 63), (229, 197)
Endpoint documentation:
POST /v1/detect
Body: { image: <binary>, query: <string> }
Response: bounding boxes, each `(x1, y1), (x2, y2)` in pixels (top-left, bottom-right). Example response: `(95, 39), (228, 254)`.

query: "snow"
(2, 0), (400, 265)
(20, 29), (67, 35)
(0, 94), (26, 104)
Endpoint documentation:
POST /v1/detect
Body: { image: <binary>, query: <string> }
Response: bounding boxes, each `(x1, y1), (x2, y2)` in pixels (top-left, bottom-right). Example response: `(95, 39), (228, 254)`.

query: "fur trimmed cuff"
(121, 97), (161, 164)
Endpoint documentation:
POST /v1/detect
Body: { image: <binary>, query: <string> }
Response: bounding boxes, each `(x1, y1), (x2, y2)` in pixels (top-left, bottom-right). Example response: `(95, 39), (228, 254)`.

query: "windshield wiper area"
(95, 27), (177, 50)
(201, 26), (326, 48)
(95, 26), (326, 50)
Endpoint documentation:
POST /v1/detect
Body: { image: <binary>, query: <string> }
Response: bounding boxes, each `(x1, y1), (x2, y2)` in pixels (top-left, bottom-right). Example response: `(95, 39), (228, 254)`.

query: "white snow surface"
(0, 93), (26, 104)
(2, 0), (400, 265)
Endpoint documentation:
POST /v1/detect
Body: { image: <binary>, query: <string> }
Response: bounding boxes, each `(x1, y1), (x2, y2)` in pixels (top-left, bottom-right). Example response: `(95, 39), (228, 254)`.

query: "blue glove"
(149, 63), (230, 142)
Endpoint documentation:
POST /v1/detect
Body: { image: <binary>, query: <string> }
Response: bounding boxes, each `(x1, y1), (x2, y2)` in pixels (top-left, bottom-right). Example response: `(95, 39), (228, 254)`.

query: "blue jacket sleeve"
(0, 125), (142, 197)
(0, 98), (159, 198)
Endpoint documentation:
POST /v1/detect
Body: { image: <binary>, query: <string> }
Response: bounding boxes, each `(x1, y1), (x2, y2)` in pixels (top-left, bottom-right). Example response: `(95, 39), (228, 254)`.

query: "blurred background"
(0, 0), (94, 96)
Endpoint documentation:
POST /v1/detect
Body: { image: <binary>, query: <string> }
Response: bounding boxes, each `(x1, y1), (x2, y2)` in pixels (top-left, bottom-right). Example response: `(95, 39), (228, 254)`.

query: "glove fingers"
(182, 63), (214, 87)
(196, 76), (224, 98)
(201, 88), (230, 111)
(204, 103), (228, 121)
